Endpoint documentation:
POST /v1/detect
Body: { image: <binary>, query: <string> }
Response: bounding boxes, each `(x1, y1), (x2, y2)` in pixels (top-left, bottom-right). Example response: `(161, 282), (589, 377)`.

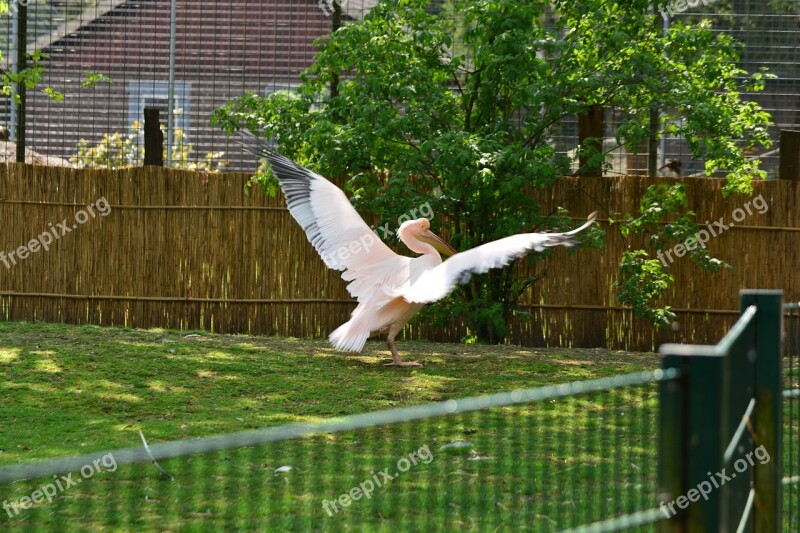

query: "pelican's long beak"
(419, 230), (457, 257)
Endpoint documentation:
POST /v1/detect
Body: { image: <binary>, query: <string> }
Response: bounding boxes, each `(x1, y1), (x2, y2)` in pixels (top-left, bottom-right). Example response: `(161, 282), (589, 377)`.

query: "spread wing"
(261, 150), (397, 269)
(402, 213), (597, 304)
(259, 150), (404, 303)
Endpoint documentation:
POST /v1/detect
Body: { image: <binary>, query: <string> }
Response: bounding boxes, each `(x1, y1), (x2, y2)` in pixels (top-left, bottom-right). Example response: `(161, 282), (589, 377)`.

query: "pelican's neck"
(400, 234), (441, 259)
(401, 237), (442, 261)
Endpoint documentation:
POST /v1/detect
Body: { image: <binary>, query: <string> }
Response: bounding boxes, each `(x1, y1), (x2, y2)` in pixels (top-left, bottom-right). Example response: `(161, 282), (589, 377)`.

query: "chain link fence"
(1, 372), (667, 532)
(1, 1), (799, 174)
(0, 292), (795, 531)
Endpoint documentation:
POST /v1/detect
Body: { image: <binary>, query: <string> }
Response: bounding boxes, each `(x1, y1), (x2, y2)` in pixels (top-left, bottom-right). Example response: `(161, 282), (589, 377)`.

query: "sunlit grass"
(0, 320), (661, 531)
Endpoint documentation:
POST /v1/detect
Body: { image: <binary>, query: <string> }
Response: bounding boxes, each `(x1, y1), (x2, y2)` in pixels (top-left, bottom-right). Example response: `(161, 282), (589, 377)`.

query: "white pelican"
(262, 150), (596, 366)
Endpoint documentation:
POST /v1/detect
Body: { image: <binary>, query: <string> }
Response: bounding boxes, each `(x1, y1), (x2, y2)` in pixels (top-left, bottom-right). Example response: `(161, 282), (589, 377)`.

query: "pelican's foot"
(386, 338), (421, 366)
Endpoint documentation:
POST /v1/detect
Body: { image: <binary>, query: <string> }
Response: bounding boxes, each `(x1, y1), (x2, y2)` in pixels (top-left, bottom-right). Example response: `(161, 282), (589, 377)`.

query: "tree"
(214, 0), (771, 342)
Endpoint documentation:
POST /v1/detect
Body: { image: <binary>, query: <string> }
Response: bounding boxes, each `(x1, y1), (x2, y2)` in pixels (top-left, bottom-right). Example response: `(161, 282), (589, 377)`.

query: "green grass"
(0, 320), (658, 465)
(3, 322), (795, 531)
(0, 320), (662, 531)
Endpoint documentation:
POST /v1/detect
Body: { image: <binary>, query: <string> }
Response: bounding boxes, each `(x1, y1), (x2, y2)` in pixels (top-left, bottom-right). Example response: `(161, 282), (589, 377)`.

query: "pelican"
(262, 150), (596, 366)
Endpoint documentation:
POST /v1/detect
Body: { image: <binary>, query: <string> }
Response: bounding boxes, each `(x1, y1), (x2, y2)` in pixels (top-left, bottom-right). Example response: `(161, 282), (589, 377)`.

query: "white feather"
(263, 152), (405, 304)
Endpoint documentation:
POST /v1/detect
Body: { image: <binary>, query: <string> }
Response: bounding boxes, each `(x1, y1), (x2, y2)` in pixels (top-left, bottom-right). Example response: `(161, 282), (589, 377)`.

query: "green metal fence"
(0, 290), (796, 532)
(0, 372), (671, 531)
(659, 291), (784, 532)
(784, 302), (800, 532)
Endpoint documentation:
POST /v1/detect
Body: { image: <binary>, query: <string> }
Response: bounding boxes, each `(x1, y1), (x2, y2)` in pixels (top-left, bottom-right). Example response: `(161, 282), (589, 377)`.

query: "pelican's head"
(398, 218), (457, 257)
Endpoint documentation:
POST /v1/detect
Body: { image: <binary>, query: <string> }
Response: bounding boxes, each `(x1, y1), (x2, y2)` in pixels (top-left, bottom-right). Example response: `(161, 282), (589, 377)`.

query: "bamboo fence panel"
(1, 163), (798, 352)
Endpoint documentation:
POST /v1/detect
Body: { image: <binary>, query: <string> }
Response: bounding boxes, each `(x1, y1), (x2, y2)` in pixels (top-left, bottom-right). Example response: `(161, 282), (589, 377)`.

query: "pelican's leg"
(384, 331), (421, 367)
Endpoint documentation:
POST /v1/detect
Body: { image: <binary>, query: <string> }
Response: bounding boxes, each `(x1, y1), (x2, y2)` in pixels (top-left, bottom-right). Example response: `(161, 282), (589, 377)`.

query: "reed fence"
(1, 163), (798, 351)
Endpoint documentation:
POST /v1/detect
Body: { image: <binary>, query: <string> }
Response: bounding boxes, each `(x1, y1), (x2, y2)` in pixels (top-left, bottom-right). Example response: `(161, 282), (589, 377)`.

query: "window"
(264, 82), (299, 98)
(126, 81), (191, 133)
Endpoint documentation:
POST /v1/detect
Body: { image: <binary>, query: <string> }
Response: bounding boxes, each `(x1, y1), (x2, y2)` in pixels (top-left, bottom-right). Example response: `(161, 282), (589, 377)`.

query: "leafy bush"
(72, 122), (227, 172)
(214, 0), (771, 342)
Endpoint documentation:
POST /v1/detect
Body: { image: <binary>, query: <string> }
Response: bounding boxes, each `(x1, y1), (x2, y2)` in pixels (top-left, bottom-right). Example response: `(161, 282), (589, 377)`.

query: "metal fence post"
(686, 352), (729, 531)
(659, 345), (728, 531)
(14, 0), (27, 163)
(741, 290), (783, 532)
(659, 354), (688, 533)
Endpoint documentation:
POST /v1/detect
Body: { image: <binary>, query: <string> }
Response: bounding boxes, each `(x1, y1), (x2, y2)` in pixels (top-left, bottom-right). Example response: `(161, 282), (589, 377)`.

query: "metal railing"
(0, 290), (795, 531)
(0, 371), (673, 532)
(783, 302), (800, 531)
(659, 290), (786, 532)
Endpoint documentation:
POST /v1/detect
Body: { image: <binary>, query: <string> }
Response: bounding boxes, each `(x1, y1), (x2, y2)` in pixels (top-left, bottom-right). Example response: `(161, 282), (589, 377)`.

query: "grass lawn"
(0, 320), (659, 465)
(0, 320), (665, 531)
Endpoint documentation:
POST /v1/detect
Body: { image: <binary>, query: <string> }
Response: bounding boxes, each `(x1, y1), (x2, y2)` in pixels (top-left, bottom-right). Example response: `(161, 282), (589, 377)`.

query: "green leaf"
(82, 72), (113, 88)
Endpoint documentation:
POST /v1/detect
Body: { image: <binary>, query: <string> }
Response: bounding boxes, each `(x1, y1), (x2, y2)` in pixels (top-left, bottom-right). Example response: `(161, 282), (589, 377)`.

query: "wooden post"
(15, 1), (27, 163)
(649, 106), (660, 177)
(578, 105), (604, 177)
(143, 108), (164, 166)
(779, 129), (800, 181)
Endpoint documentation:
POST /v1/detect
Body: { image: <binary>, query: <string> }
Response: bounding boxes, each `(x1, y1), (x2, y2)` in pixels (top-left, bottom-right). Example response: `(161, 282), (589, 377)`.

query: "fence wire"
(0, 0), (346, 171)
(0, 302), (796, 530)
(0, 370), (673, 532)
(1, 2), (800, 174)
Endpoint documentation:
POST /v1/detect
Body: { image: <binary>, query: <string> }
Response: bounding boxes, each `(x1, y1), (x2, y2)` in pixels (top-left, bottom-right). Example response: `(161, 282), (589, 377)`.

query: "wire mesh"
(0, 300), (795, 530)
(0, 372), (668, 532)
(0, 0), (345, 171)
(1, 2), (799, 174)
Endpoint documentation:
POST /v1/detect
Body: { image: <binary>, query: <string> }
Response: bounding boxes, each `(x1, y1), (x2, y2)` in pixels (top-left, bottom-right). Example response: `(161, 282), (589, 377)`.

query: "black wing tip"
(235, 132), (303, 172)
(549, 235), (579, 248)
(238, 136), (316, 185)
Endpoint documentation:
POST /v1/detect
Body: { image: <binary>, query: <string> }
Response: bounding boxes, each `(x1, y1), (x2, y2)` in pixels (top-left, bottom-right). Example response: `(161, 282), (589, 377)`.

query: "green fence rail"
(658, 290), (795, 533)
(0, 290), (796, 532)
(784, 301), (800, 532)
